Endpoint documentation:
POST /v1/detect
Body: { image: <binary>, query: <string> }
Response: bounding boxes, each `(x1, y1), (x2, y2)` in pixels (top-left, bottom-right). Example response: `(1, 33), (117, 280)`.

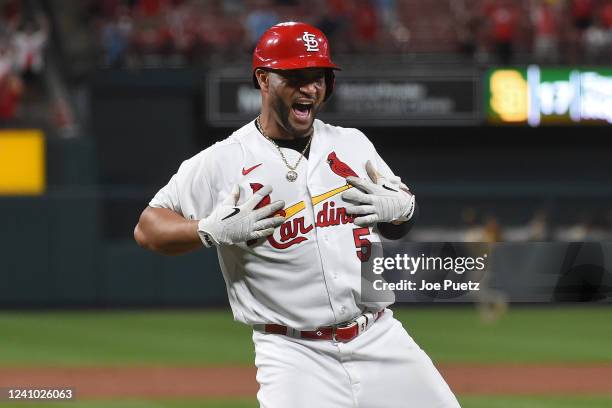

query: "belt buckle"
(332, 321), (357, 343)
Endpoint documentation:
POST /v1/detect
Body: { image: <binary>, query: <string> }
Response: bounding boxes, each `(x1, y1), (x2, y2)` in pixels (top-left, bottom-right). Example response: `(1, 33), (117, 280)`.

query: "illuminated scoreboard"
(487, 66), (612, 126)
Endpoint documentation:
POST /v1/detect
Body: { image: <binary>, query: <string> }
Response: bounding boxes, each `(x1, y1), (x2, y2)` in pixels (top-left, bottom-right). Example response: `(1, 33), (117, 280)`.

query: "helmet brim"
(252, 62), (340, 90)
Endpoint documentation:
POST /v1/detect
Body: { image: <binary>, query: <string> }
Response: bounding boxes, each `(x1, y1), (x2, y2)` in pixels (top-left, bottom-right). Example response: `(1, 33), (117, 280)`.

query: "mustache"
(292, 98), (317, 104)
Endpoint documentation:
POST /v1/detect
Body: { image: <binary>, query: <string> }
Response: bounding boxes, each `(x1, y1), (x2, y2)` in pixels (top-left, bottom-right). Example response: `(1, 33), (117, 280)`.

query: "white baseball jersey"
(150, 119), (401, 330)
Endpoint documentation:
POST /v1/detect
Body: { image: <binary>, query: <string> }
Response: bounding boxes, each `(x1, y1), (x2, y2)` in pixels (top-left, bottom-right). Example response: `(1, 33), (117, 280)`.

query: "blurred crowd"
(455, 0), (612, 64)
(84, 0), (612, 67)
(411, 206), (612, 243)
(0, 0), (48, 123)
(89, 0), (400, 66)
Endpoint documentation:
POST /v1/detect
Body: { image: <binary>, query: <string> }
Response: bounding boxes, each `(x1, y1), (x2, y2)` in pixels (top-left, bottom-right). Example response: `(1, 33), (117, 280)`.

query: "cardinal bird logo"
(327, 152), (358, 179)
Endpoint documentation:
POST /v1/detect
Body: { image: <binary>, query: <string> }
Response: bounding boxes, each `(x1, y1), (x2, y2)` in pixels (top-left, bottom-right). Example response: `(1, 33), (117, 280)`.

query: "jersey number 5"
(352, 227), (371, 262)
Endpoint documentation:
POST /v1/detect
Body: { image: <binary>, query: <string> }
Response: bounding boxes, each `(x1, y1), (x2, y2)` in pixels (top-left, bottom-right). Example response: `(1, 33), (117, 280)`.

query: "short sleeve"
(148, 151), (215, 219)
(149, 172), (182, 212)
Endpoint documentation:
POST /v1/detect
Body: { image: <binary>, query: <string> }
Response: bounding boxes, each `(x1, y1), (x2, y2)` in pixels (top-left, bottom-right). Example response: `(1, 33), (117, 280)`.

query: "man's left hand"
(341, 161), (415, 227)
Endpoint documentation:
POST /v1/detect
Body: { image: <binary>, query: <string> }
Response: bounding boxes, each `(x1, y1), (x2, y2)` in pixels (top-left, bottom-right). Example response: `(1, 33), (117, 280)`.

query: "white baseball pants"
(253, 309), (461, 408)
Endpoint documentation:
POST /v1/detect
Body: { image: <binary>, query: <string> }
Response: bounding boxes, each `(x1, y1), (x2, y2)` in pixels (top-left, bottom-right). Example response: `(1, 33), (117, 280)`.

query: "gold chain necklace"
(255, 116), (313, 182)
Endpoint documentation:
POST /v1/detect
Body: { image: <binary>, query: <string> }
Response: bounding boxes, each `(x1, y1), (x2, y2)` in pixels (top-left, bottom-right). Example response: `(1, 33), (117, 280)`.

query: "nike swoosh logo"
(221, 207), (240, 220)
(382, 184), (398, 192)
(242, 163), (262, 175)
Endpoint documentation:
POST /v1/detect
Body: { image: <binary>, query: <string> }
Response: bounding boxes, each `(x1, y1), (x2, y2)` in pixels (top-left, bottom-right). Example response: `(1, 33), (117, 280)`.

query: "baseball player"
(135, 22), (460, 408)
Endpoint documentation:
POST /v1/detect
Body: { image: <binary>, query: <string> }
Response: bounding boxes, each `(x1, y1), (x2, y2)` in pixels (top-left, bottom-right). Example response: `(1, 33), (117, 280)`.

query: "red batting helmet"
(252, 22), (341, 101)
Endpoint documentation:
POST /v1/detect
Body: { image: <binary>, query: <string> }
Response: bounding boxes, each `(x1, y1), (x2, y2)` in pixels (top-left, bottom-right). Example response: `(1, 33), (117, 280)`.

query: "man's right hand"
(197, 184), (285, 247)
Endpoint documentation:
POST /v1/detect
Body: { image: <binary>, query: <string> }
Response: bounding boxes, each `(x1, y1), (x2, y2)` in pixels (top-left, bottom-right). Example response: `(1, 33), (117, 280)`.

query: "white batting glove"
(341, 160), (415, 227)
(198, 184), (285, 247)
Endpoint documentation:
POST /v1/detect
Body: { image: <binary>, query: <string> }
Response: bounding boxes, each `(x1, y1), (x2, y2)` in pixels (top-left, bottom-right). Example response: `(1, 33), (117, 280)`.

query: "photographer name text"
(373, 279), (480, 291)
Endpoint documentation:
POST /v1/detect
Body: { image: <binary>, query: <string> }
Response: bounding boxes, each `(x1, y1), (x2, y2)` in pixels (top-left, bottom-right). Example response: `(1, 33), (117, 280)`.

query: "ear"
(255, 69), (269, 92)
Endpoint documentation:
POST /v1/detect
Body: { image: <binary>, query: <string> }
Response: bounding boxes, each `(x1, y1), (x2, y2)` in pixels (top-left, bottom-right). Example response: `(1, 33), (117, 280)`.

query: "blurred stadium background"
(1, 0), (612, 407)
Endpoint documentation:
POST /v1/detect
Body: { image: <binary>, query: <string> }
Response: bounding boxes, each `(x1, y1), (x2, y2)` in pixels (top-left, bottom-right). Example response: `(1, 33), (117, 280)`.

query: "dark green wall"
(0, 134), (227, 308)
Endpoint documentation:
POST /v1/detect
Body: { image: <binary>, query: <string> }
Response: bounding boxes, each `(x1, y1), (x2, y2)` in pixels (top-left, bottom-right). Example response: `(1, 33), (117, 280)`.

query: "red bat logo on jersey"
(327, 151), (358, 178)
(250, 183), (286, 217)
(246, 183), (286, 247)
(250, 183), (270, 208)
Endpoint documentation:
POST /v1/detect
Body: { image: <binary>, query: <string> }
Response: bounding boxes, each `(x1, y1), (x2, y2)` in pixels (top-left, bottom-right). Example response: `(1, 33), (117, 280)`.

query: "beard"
(272, 97), (317, 138)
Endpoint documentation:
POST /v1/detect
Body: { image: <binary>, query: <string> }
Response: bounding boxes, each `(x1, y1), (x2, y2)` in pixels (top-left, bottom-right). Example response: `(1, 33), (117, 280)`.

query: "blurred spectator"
(315, 0), (351, 52)
(0, 40), (22, 122)
(527, 209), (550, 241)
(561, 213), (593, 241)
(374, 0), (397, 28)
(484, 0), (520, 64)
(134, 0), (169, 19)
(450, 0), (481, 59)
(198, 1), (234, 56)
(389, 21), (411, 51)
(100, 5), (133, 67)
(87, 0), (122, 20)
(584, 17), (610, 63)
(0, 38), (13, 74)
(222, 0), (245, 16)
(2, 0), (20, 31)
(455, 10), (483, 59)
(531, 0), (560, 63)
(351, 0), (379, 51)
(482, 215), (502, 242)
(131, 14), (169, 56)
(0, 73), (22, 121)
(12, 15), (48, 83)
(462, 207), (483, 242)
(245, 0), (279, 49)
(275, 0), (310, 22)
(571, 0), (594, 30)
(598, 2), (612, 61)
(467, 210), (507, 323)
(602, 1), (612, 29)
(163, 0), (198, 58)
(328, 0), (352, 19)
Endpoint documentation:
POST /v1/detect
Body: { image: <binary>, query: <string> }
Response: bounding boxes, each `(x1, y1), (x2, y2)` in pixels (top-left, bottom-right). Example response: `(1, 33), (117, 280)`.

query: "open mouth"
(292, 102), (313, 122)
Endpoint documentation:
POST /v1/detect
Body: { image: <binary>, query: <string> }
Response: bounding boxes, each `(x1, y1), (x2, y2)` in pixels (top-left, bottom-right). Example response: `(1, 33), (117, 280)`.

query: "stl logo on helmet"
(302, 32), (319, 52)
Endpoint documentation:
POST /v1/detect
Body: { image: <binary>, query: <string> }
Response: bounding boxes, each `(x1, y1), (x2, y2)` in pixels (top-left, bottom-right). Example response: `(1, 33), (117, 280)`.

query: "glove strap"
(198, 231), (216, 248)
(197, 219), (218, 248)
(394, 195), (415, 223)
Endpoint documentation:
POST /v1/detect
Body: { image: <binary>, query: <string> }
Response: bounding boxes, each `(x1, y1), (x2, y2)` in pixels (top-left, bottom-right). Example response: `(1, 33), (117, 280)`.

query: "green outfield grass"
(0, 400), (255, 408)
(397, 306), (612, 363)
(2, 396), (612, 408)
(0, 306), (610, 366)
(459, 395), (612, 408)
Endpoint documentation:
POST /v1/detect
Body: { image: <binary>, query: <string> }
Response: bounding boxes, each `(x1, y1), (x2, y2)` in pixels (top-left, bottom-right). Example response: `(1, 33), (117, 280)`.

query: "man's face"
(264, 68), (327, 137)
